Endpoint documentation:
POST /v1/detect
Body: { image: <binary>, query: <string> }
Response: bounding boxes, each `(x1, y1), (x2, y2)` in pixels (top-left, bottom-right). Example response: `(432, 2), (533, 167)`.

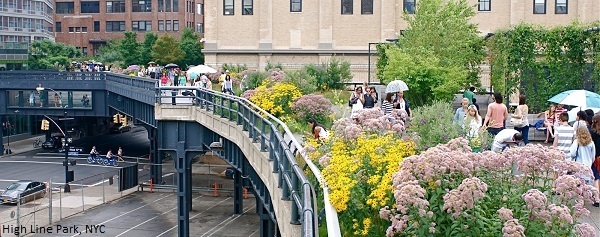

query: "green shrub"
(305, 58), (352, 90)
(222, 63), (247, 73)
(244, 71), (269, 90)
(407, 100), (462, 151)
(281, 69), (318, 94)
(264, 61), (283, 71)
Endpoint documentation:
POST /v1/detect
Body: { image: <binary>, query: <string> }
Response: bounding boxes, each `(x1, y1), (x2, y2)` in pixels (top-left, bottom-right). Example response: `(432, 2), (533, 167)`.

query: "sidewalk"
(0, 135), (45, 158)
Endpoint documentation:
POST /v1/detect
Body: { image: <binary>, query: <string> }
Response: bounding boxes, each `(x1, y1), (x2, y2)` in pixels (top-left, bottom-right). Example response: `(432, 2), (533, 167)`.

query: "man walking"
(483, 92), (508, 136)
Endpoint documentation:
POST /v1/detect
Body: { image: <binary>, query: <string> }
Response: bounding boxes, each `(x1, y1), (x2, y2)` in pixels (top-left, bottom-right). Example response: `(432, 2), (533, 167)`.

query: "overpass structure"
(0, 71), (340, 237)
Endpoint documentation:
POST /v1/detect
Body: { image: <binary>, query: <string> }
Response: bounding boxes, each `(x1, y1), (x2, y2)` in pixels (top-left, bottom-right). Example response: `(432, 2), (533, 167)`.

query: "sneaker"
(594, 202), (599, 207)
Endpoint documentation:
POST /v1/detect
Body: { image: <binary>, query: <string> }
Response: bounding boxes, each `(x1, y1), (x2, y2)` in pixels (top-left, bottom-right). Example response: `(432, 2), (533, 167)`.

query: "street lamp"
(36, 86), (74, 192)
(367, 37), (400, 84)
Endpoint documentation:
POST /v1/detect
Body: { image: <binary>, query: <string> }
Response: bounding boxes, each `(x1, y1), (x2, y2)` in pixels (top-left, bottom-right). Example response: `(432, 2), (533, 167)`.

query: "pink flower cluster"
(575, 223), (597, 237)
(331, 108), (407, 140)
(241, 89), (255, 100)
(522, 189), (547, 214)
(442, 177), (488, 218)
(497, 207), (513, 221)
(380, 180), (431, 237)
(268, 68), (286, 82)
(554, 175), (600, 205)
(290, 94), (333, 121)
(502, 219), (525, 237)
(547, 204), (574, 226)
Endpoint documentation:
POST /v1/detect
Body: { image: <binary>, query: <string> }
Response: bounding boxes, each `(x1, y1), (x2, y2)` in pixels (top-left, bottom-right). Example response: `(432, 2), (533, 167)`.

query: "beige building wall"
(204, 0), (600, 83)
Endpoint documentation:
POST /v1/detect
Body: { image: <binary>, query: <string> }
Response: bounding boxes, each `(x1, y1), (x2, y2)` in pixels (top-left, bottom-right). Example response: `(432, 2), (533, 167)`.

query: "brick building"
(53, 0), (205, 56)
(0, 0), (55, 70)
(203, 0), (600, 82)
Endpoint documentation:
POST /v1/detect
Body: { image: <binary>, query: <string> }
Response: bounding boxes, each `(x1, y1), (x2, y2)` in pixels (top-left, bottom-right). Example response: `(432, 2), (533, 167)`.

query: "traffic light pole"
(42, 115), (72, 192)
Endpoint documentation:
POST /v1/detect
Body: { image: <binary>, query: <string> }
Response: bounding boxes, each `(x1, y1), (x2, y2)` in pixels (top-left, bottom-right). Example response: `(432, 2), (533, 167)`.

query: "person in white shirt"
(492, 129), (523, 153)
(201, 74), (208, 88)
(570, 126), (595, 183)
(572, 111), (588, 136)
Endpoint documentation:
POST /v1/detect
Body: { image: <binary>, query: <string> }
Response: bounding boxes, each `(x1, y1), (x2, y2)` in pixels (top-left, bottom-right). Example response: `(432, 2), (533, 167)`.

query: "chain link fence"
(0, 168), (136, 230)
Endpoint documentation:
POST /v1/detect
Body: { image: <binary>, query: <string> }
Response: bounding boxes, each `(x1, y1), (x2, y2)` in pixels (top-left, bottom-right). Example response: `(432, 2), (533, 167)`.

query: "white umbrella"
(385, 80), (409, 93)
(567, 107), (600, 122)
(187, 65), (217, 79)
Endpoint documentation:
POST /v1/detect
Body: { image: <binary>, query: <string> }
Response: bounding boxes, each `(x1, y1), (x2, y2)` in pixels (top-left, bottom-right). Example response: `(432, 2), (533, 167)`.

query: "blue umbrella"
(548, 90), (600, 108)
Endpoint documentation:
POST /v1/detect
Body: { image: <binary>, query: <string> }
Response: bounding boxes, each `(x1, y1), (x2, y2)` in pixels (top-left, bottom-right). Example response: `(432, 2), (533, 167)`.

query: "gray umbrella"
(385, 80), (409, 93)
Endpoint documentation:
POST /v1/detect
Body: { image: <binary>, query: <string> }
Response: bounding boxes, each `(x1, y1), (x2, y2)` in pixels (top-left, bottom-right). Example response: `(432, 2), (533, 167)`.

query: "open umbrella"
(127, 65), (140, 70)
(164, 63), (179, 69)
(148, 61), (156, 65)
(567, 107), (600, 122)
(187, 65), (217, 79)
(385, 80), (409, 93)
(548, 90), (600, 108)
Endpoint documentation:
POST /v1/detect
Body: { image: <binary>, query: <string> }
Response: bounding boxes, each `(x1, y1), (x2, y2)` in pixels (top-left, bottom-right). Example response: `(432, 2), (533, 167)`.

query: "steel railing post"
(102, 173), (105, 204)
(81, 180), (85, 212)
(49, 178), (52, 224)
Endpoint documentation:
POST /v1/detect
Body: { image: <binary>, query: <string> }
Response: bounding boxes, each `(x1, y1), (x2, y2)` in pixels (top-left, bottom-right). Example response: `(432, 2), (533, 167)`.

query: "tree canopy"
(118, 31), (141, 67)
(28, 40), (81, 70)
(151, 34), (184, 65)
(378, 0), (485, 106)
(178, 28), (204, 68)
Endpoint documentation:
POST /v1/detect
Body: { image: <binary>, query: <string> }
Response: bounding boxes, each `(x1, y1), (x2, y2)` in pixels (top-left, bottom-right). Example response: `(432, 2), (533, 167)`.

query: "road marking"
(249, 228), (260, 237)
(155, 197), (235, 237)
(70, 193), (174, 237)
(203, 205), (256, 237)
(0, 160), (122, 168)
(162, 173), (174, 177)
(115, 195), (220, 237)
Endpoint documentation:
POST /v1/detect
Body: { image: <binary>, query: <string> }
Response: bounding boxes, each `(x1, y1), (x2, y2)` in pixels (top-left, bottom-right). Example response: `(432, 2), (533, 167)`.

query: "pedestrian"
(491, 128), (523, 153)
(463, 86), (475, 105)
(482, 92), (508, 136)
(569, 126), (595, 185)
(349, 86), (365, 117)
(588, 114), (600, 207)
(453, 98), (469, 127)
(381, 93), (394, 115)
(363, 87), (376, 109)
(393, 91), (411, 117)
(553, 113), (574, 158)
(465, 105), (482, 138)
(511, 95), (530, 145)
(29, 91), (35, 107)
(308, 118), (329, 140)
(117, 147), (124, 162)
(572, 111), (587, 136)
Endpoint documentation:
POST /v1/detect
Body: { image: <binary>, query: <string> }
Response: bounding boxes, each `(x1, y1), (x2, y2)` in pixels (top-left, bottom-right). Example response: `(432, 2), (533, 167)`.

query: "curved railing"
(156, 86), (341, 236)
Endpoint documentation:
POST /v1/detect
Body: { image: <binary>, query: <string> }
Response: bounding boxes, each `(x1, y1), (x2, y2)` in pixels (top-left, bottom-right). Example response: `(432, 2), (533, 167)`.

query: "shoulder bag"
(510, 107), (525, 127)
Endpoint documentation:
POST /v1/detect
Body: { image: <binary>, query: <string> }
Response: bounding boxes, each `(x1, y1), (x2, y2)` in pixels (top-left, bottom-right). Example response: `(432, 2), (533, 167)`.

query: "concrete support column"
(258, 198), (275, 237)
(176, 141), (192, 237)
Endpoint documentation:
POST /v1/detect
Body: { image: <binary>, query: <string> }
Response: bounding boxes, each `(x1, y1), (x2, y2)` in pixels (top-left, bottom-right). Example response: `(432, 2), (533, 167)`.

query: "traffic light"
(113, 114), (120, 123)
(41, 119), (50, 130)
(120, 115), (127, 124)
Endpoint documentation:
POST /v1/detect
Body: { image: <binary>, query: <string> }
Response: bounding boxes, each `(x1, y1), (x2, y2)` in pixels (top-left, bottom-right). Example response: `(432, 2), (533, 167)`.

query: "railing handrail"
(156, 85), (341, 236)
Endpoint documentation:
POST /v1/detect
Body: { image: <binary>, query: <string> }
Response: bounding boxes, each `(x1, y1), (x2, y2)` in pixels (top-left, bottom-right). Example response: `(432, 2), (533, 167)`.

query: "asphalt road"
(28, 192), (260, 237)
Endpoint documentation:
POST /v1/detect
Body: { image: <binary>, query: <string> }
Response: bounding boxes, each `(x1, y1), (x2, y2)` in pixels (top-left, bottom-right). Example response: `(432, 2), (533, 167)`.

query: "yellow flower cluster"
(249, 82), (302, 116)
(316, 133), (415, 235)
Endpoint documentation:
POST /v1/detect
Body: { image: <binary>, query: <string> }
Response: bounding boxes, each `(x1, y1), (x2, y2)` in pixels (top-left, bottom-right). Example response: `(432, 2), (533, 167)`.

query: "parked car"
(109, 124), (131, 133)
(0, 180), (46, 204)
(42, 134), (65, 149)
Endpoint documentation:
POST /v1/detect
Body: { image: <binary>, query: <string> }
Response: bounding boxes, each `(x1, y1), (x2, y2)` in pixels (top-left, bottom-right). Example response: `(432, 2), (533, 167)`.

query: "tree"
(378, 0), (485, 106)
(96, 39), (121, 65)
(151, 34), (184, 65)
(139, 32), (158, 65)
(118, 31), (140, 67)
(178, 28), (203, 68)
(29, 40), (81, 69)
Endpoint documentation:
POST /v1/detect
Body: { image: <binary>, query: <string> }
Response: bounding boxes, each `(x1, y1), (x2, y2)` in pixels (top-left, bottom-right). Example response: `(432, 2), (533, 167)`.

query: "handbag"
(510, 107), (525, 127)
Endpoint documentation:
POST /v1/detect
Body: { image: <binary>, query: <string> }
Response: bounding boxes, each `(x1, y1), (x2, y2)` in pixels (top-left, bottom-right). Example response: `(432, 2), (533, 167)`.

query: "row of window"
(56, 20), (180, 32)
(219, 0), (567, 15)
(478, 0), (567, 14)
(56, 0), (179, 14)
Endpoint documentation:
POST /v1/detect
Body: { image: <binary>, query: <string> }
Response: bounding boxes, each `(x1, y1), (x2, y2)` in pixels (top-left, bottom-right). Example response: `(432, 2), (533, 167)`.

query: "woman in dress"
(179, 71), (187, 86)
(538, 104), (556, 143)
(464, 105), (482, 138)
(511, 95), (530, 144)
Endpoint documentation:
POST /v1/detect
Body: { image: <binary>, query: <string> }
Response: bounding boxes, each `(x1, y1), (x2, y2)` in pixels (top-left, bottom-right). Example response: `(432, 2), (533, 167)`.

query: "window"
(81, 1), (100, 13)
(173, 20), (178, 31)
(534, 0), (546, 14)
(290, 0), (301, 12)
(158, 0), (164, 12)
(56, 22), (62, 32)
(173, 0), (178, 12)
(82, 47), (88, 55)
(75, 27), (81, 33)
(69, 27), (74, 33)
(404, 0), (415, 14)
(158, 20), (164, 31)
(197, 3), (203, 14)
(106, 21), (126, 32)
(555, 0), (567, 14)
(196, 23), (204, 33)
(361, 0), (372, 14)
(106, 1), (125, 13)
(166, 20), (172, 31)
(478, 0), (490, 11)
(82, 27), (88, 32)
(132, 0), (151, 12)
(341, 0), (352, 14)
(166, 0), (171, 12)
(132, 21), (152, 31)
(94, 21), (100, 32)
(223, 0), (233, 15)
(242, 0), (252, 15)
(56, 2), (74, 14)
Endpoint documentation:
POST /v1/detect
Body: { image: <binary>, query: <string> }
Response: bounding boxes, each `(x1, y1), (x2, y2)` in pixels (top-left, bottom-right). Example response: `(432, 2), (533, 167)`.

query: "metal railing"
(156, 86), (341, 236)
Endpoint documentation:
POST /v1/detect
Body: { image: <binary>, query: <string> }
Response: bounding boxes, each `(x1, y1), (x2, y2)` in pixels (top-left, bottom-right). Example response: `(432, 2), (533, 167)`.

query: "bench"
(505, 114), (547, 141)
